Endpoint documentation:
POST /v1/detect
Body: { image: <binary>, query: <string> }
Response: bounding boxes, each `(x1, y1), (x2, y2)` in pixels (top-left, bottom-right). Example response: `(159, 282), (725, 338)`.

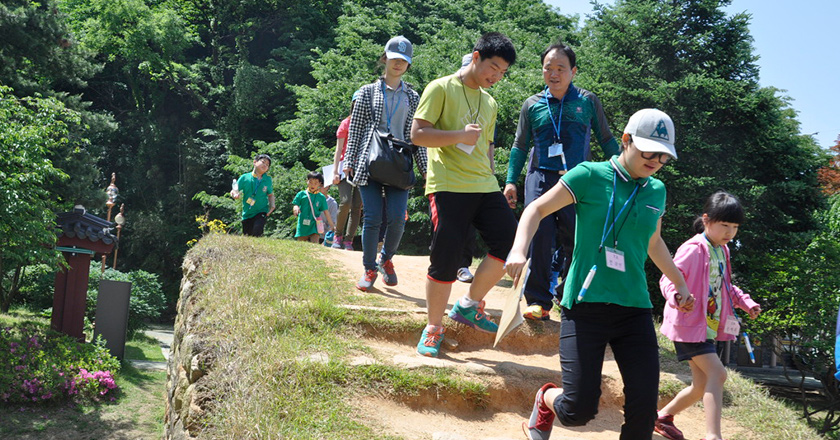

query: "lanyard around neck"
(381, 80), (403, 132)
(543, 87), (565, 142)
(250, 174), (263, 198)
(459, 73), (481, 124)
(704, 233), (742, 323)
(599, 170), (640, 251)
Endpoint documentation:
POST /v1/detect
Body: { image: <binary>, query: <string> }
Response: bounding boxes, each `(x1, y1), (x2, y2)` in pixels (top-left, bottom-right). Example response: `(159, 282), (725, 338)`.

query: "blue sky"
(545, 0), (840, 149)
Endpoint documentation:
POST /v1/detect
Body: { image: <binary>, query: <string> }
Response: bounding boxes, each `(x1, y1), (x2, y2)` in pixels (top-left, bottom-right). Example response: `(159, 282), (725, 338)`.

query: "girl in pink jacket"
(655, 191), (761, 440)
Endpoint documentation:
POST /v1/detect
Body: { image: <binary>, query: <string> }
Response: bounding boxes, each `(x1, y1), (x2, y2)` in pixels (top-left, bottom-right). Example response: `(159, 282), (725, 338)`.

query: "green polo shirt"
(237, 172), (273, 220)
(558, 157), (666, 309)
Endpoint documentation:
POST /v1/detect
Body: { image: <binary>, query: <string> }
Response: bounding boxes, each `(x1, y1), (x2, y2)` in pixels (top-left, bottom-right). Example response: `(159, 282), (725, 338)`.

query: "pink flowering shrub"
(74, 369), (119, 401)
(0, 322), (121, 404)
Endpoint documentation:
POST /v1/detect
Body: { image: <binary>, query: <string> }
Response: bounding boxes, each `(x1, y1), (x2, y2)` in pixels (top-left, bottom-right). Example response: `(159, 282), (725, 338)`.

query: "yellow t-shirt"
(413, 74), (499, 194)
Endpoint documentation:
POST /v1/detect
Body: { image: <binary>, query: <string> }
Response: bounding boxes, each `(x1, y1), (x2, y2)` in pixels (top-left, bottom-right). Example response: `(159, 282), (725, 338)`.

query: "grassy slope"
(184, 234), (820, 440)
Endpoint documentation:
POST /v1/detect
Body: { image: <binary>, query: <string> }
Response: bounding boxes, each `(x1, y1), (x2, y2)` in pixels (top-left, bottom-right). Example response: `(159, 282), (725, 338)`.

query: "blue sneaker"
(522, 383), (558, 440)
(448, 300), (498, 333)
(416, 325), (445, 357)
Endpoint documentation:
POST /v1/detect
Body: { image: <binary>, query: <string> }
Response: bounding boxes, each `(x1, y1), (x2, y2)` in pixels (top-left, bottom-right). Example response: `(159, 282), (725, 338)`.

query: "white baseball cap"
(385, 36), (412, 64)
(623, 108), (677, 159)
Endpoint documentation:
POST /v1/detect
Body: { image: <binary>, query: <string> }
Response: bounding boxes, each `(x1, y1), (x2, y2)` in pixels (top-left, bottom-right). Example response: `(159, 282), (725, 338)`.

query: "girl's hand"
(504, 252), (528, 287)
(748, 305), (762, 319)
(343, 167), (353, 179)
(675, 287), (695, 313)
(292, 206), (300, 216)
(333, 174), (341, 185)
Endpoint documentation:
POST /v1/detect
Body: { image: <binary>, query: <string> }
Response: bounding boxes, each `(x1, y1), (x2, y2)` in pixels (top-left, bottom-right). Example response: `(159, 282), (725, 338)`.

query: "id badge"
(302, 219), (311, 226)
(605, 247), (626, 272)
(246, 197), (256, 206)
(456, 142), (476, 155)
(723, 317), (740, 336)
(548, 142), (564, 157)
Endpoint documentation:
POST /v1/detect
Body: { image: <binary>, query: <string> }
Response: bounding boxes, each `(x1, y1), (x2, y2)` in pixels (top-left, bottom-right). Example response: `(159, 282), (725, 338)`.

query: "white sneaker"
(456, 267), (474, 283)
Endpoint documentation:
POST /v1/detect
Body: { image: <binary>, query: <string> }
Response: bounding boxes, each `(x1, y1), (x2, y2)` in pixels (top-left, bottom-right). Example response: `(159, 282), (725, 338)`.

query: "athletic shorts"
(427, 191), (517, 282)
(673, 339), (717, 361)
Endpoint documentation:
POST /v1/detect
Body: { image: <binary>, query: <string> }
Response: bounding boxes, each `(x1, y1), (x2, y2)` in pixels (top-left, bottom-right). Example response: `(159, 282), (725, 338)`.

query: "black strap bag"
(367, 130), (417, 190)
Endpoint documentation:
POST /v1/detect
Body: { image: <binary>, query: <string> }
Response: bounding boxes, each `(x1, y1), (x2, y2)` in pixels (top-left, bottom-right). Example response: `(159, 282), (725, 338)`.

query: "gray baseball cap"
(623, 108), (677, 159)
(385, 36), (412, 64)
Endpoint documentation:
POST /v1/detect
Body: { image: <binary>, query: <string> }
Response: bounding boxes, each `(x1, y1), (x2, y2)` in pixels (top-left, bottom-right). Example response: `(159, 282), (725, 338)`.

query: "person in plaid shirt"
(343, 36), (427, 292)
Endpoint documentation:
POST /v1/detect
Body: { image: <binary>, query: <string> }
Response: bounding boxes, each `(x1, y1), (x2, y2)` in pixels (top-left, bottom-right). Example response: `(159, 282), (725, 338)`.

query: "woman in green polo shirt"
(505, 109), (695, 440)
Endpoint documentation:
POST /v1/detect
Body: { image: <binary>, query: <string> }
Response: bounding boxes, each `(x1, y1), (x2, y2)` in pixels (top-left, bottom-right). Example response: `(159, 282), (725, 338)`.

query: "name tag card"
(605, 247), (625, 272)
(723, 317), (740, 336)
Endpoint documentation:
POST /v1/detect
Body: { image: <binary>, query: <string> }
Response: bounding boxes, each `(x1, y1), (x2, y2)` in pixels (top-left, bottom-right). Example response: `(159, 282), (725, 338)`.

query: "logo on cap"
(650, 120), (670, 141)
(398, 41), (406, 53)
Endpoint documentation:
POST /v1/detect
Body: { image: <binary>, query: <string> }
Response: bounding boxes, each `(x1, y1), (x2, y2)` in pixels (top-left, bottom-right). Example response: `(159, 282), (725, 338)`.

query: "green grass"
(180, 234), (487, 439)
(124, 333), (166, 362)
(0, 363), (166, 439)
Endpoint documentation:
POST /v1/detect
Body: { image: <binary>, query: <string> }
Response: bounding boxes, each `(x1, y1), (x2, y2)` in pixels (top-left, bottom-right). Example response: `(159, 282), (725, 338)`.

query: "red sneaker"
(522, 383), (557, 440)
(356, 269), (377, 291)
(654, 413), (684, 440)
(378, 259), (397, 286)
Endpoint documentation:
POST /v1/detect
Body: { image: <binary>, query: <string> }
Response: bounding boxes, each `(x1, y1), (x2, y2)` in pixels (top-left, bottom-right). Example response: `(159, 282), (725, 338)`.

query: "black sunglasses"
(627, 135), (672, 164)
(639, 151), (672, 164)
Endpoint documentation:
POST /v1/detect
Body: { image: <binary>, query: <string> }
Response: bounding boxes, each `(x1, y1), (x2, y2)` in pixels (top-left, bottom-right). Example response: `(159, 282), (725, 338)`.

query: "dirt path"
(324, 249), (750, 440)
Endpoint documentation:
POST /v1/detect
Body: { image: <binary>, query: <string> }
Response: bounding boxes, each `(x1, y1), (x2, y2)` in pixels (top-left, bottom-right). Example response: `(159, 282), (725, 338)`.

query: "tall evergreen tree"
(576, 0), (826, 258)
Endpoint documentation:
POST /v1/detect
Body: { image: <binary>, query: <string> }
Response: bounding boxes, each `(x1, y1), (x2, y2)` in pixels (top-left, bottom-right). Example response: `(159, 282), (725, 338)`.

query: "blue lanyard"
(599, 170), (640, 251)
(382, 81), (403, 132)
(251, 175), (262, 199)
(543, 87), (565, 143)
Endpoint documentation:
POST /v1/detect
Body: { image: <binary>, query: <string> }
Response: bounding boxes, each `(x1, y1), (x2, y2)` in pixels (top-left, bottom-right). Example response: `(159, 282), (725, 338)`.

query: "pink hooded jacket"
(659, 233), (759, 342)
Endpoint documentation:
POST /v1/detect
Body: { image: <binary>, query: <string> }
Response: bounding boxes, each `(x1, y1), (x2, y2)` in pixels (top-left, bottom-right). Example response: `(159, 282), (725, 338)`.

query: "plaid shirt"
(344, 78), (427, 187)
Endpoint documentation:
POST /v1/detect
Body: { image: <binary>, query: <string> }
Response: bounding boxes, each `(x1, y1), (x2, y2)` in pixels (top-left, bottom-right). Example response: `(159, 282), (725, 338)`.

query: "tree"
(54, 0), (348, 299)
(746, 194), (840, 435)
(818, 137), (840, 196)
(0, 86), (81, 312)
(577, 0), (827, 307)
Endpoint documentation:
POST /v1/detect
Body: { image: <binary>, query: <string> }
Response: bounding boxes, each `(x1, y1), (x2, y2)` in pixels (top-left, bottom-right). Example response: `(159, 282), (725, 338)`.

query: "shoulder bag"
(367, 130), (417, 190)
(305, 192), (325, 235)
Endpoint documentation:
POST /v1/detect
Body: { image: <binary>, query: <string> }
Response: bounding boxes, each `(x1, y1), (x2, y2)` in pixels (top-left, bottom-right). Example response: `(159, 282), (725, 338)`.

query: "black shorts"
(427, 191), (517, 282)
(242, 212), (267, 237)
(673, 339), (717, 361)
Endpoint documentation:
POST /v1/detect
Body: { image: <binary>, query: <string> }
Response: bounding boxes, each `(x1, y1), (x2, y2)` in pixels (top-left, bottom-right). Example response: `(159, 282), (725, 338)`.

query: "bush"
(14, 264), (57, 312)
(0, 321), (120, 404)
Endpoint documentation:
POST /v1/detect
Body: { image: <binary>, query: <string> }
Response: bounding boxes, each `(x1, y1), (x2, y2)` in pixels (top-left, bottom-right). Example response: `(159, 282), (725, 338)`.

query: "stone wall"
(164, 256), (213, 440)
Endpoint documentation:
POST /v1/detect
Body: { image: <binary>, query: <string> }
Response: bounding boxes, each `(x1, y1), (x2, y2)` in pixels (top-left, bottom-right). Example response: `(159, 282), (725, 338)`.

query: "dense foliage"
(3, 0), (840, 413)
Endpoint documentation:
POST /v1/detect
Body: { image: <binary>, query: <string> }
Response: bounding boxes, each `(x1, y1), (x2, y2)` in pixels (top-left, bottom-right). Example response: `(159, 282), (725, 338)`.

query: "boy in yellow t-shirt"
(410, 32), (518, 357)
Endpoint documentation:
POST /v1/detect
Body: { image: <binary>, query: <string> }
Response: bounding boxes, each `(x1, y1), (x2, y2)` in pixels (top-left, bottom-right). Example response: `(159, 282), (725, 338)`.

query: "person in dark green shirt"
(506, 109), (694, 440)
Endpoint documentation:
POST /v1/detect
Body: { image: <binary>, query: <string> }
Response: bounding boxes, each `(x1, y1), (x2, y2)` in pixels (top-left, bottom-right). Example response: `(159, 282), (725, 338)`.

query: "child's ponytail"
(692, 216), (706, 234)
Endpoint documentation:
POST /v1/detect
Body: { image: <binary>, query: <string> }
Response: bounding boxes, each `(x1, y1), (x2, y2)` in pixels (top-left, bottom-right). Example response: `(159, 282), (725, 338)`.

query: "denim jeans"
(523, 170), (575, 309)
(358, 181), (409, 271)
(555, 303), (659, 439)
